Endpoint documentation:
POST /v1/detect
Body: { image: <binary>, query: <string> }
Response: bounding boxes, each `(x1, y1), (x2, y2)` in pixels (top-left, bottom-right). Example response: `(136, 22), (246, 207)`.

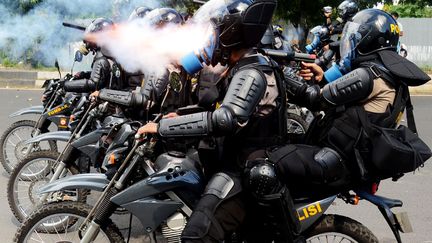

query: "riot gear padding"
(314, 147), (345, 183)
(128, 7), (152, 21)
(158, 67), (268, 137)
(283, 70), (321, 109)
(144, 8), (184, 26)
(158, 112), (211, 137)
(377, 50), (431, 86)
(244, 159), (301, 239)
(63, 79), (96, 93)
(245, 160), (279, 197)
(181, 173), (244, 242)
(322, 67), (373, 106)
(98, 88), (147, 107)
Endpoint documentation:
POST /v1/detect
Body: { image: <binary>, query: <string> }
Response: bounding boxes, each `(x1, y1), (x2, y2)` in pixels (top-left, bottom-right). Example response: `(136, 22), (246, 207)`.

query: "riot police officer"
(136, 0), (294, 241)
(63, 18), (119, 93)
(94, 8), (185, 113)
(270, 9), (430, 199)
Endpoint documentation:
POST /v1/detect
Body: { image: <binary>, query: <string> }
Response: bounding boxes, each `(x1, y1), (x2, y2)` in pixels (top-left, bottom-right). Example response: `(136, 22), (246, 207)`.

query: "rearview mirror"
(169, 72), (182, 93)
(74, 50), (83, 62)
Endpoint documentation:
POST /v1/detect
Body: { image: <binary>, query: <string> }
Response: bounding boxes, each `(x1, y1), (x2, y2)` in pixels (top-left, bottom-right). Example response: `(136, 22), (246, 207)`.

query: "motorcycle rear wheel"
(13, 201), (124, 243)
(305, 214), (379, 243)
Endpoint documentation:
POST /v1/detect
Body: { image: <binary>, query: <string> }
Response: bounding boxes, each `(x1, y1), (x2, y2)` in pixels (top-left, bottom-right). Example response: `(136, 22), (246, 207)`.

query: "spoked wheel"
(287, 113), (309, 135)
(305, 214), (379, 243)
(14, 202), (124, 243)
(0, 120), (57, 174)
(8, 151), (85, 223)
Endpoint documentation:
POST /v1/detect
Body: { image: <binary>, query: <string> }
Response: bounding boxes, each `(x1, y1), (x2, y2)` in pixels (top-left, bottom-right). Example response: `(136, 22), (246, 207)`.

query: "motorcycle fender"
(25, 131), (71, 144)
(296, 195), (337, 233)
(38, 173), (109, 194)
(111, 169), (203, 206)
(9, 105), (44, 118)
(119, 198), (182, 233)
(47, 115), (69, 130)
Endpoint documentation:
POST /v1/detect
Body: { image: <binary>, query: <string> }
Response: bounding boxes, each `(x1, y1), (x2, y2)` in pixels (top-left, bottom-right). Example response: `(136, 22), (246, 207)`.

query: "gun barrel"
(259, 49), (316, 63)
(293, 52), (316, 63)
(62, 22), (86, 31)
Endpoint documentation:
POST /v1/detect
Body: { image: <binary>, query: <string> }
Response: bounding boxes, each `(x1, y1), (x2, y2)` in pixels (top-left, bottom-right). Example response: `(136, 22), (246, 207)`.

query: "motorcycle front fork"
(80, 221), (101, 243)
(23, 129), (41, 156)
(38, 161), (67, 203)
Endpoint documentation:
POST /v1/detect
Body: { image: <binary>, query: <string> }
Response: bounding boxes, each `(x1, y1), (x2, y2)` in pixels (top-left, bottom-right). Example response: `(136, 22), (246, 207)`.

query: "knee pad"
(245, 160), (281, 197)
(314, 147), (345, 183)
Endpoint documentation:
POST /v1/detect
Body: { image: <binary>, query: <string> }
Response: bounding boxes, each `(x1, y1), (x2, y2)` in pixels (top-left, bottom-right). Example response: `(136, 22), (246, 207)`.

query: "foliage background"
(1, 0), (432, 68)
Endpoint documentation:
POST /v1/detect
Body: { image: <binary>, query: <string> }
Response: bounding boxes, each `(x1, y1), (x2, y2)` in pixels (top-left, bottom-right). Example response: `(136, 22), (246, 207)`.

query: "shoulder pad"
(378, 50), (430, 86)
(223, 68), (267, 122)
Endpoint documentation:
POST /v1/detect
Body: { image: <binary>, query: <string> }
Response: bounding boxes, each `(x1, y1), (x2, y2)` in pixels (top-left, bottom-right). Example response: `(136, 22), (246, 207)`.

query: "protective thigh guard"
(181, 172), (245, 243)
(271, 144), (349, 191)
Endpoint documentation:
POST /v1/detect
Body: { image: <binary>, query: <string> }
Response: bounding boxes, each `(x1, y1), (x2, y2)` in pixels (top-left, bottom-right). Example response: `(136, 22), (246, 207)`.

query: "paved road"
(0, 89), (431, 242)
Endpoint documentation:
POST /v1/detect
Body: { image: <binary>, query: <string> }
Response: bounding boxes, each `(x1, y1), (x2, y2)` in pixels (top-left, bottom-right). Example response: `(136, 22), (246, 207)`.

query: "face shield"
(180, 0), (234, 74)
(305, 26), (322, 54)
(339, 21), (362, 73)
(181, 22), (219, 74)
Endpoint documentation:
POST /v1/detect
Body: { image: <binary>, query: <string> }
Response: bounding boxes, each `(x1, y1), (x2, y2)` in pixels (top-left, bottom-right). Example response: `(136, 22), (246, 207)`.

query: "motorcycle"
(13, 129), (413, 243)
(7, 98), (128, 222)
(0, 53), (84, 173)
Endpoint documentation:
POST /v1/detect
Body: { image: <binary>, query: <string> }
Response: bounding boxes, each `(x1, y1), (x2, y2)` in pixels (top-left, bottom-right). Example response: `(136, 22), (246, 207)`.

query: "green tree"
(18, 0), (43, 14)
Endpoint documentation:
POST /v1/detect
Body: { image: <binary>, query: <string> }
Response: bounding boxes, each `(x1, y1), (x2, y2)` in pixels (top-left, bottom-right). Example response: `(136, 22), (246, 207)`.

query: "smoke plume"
(90, 0), (226, 74)
(0, 0), (160, 69)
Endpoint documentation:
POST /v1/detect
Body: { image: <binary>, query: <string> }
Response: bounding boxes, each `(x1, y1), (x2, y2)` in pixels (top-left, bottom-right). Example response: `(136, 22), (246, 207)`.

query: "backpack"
(353, 63), (431, 180)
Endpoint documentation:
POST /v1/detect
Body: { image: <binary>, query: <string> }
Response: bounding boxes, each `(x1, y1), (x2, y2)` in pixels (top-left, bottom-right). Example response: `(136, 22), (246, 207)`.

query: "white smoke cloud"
(0, 0), (160, 68)
(91, 0), (224, 74)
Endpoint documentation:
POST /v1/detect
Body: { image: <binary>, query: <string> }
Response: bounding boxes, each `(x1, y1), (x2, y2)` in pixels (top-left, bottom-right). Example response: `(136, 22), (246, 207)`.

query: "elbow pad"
(63, 79), (96, 93)
(211, 107), (236, 135)
(284, 70), (321, 109)
(158, 112), (211, 138)
(322, 68), (373, 106)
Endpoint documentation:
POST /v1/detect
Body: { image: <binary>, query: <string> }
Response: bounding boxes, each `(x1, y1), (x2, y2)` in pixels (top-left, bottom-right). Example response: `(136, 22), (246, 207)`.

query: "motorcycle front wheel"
(304, 214), (379, 243)
(8, 150), (85, 223)
(0, 120), (57, 174)
(14, 201), (124, 243)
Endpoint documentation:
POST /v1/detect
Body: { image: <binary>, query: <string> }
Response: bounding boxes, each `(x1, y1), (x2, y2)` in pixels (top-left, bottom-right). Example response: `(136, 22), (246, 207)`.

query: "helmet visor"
(339, 21), (362, 70)
(193, 0), (230, 23)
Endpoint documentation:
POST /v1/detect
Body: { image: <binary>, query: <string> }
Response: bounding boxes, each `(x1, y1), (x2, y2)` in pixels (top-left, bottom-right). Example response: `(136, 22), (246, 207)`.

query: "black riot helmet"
(84, 18), (114, 51)
(180, 0), (277, 74)
(337, 9), (399, 74)
(338, 0), (359, 21)
(128, 7), (152, 21)
(344, 8), (399, 56)
(217, 0), (276, 52)
(143, 8), (184, 26)
(181, 0), (276, 74)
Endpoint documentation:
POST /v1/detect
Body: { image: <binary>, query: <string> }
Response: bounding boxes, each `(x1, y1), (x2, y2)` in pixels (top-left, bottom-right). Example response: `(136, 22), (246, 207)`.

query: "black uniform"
(154, 52), (286, 242)
(63, 51), (114, 93)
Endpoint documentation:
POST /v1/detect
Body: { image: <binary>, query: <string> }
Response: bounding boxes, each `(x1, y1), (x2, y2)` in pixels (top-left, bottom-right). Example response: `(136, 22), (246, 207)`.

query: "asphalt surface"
(0, 89), (431, 242)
